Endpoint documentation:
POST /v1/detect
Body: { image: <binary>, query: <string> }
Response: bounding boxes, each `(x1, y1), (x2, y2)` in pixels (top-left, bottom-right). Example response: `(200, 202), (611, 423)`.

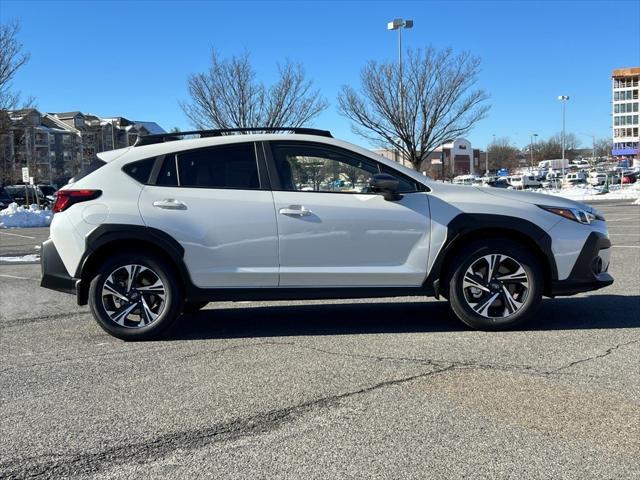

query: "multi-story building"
(611, 67), (639, 165)
(0, 109), (164, 186)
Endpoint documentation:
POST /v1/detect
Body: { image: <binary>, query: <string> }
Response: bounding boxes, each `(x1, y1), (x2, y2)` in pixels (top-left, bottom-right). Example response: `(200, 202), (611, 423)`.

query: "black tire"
(88, 252), (183, 340)
(447, 238), (542, 330)
(183, 301), (208, 314)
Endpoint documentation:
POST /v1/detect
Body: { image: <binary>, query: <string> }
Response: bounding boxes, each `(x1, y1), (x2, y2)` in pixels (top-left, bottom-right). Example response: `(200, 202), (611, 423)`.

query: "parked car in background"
(563, 172), (587, 186)
(508, 175), (542, 189)
(616, 170), (638, 184)
(0, 186), (14, 209)
(37, 184), (58, 204)
(452, 175), (478, 185)
(588, 172), (609, 186)
(41, 127), (614, 340)
(487, 177), (510, 188)
(4, 185), (51, 207)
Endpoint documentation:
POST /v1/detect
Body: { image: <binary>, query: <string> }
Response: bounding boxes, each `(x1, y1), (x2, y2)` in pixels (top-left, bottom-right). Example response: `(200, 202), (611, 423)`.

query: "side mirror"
(369, 173), (402, 201)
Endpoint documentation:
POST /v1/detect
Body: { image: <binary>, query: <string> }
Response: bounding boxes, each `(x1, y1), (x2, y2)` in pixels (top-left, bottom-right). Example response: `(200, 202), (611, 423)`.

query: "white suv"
(40, 128), (613, 340)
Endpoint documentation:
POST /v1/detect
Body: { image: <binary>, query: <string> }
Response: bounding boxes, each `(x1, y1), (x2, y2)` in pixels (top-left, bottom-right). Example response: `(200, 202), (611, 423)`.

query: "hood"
(476, 187), (593, 211)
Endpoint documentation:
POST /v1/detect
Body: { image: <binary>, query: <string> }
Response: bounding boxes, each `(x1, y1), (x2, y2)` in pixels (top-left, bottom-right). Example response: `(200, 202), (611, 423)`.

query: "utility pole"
(558, 95), (570, 177)
(530, 133), (538, 169)
(485, 148), (489, 176)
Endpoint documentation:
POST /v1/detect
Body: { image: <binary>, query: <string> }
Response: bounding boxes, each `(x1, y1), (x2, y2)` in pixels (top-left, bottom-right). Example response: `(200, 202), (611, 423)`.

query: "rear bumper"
(40, 239), (80, 296)
(550, 231), (614, 296)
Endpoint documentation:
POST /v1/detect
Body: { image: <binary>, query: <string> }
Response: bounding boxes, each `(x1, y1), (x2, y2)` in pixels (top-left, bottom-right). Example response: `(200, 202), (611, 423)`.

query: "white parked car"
(452, 175), (478, 185)
(41, 128), (613, 340)
(508, 175), (542, 189)
(587, 172), (609, 186)
(563, 172), (588, 185)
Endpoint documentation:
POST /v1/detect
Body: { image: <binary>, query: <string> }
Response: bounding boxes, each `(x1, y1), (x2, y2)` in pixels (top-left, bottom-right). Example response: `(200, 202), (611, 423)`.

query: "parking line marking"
(606, 218), (637, 222)
(0, 231), (36, 239)
(0, 274), (32, 280)
(611, 245), (640, 249)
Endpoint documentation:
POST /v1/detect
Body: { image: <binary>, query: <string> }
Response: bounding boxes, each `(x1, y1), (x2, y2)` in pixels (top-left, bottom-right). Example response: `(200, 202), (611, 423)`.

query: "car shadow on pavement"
(168, 294), (640, 340)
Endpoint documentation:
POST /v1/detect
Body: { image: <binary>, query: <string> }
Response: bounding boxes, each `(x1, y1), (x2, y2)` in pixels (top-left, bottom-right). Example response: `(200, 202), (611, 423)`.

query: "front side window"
(270, 143), (379, 193)
(177, 143), (259, 189)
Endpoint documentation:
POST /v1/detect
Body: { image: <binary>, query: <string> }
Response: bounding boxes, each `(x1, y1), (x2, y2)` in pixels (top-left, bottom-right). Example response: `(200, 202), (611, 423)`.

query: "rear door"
(138, 142), (279, 288)
(265, 141), (431, 287)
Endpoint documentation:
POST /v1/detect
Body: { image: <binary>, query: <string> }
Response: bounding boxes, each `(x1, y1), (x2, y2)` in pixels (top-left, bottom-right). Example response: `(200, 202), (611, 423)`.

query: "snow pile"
(634, 198), (640, 206)
(534, 183), (640, 202)
(0, 203), (53, 228)
(0, 254), (40, 262)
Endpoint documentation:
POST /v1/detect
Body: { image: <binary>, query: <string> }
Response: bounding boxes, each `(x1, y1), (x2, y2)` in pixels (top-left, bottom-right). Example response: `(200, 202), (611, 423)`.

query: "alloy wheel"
(101, 264), (166, 328)
(462, 254), (530, 319)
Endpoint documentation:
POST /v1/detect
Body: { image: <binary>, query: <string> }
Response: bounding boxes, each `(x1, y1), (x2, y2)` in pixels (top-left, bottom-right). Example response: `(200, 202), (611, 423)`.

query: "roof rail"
(134, 127), (333, 147)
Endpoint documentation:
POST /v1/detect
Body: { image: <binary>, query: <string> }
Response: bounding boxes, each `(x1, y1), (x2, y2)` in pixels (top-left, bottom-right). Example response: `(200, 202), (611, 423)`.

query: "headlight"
(538, 205), (603, 224)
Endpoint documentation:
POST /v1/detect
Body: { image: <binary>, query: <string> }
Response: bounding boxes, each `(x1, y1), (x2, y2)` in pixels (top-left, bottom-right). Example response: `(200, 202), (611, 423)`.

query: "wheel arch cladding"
(76, 225), (188, 305)
(426, 213), (558, 297)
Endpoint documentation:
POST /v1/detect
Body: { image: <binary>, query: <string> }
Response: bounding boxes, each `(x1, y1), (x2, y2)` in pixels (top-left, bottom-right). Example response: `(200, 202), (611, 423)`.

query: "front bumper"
(550, 231), (614, 296)
(40, 239), (80, 296)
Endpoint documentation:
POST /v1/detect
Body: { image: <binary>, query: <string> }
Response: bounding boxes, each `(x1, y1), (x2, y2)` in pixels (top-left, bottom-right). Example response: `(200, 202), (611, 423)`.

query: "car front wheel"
(448, 239), (542, 330)
(88, 252), (183, 340)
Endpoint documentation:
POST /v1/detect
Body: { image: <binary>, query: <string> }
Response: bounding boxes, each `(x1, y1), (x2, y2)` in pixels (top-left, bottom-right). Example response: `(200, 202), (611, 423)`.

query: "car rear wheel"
(448, 239), (542, 330)
(88, 252), (183, 340)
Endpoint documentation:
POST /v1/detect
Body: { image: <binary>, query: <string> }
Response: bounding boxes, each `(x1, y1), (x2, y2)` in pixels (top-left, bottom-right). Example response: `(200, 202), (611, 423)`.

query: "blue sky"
(2, 0), (639, 149)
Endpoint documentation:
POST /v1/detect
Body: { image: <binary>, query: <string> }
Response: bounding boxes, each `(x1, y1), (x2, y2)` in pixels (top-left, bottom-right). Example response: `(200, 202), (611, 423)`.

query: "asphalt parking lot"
(1, 200), (639, 479)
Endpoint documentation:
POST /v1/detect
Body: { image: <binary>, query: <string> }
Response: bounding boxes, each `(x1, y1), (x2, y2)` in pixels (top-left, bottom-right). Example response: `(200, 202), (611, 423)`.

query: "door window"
(177, 143), (260, 189)
(270, 143), (379, 193)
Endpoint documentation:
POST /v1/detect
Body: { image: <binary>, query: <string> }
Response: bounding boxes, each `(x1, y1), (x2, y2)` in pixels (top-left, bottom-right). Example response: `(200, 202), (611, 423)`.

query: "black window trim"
(123, 141), (270, 191)
(264, 140), (428, 194)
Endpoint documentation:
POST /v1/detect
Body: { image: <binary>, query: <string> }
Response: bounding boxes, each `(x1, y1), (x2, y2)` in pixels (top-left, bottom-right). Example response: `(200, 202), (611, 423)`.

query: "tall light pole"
(558, 95), (570, 177)
(530, 133), (538, 169)
(387, 18), (413, 119)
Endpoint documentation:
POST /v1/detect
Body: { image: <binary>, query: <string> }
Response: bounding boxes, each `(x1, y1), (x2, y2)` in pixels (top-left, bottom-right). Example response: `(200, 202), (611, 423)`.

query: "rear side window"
(156, 154), (178, 186)
(123, 158), (155, 184)
(177, 143), (259, 189)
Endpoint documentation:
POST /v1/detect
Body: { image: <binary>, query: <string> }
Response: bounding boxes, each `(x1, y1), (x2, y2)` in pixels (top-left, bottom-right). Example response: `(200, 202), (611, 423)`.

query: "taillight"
(53, 190), (102, 213)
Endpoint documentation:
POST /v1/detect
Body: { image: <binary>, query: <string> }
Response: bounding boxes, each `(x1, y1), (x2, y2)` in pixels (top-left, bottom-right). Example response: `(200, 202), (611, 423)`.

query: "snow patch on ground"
(0, 254), (41, 262)
(0, 203), (53, 228)
(634, 198), (640, 205)
(533, 184), (640, 202)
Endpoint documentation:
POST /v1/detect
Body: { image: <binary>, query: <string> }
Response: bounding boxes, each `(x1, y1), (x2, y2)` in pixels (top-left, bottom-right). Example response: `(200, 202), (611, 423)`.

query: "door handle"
(153, 199), (187, 210)
(279, 205), (312, 217)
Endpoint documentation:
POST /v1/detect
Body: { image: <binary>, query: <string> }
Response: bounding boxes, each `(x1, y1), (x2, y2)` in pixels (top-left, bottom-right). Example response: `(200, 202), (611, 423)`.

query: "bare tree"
(0, 21), (31, 110)
(338, 46), (490, 170)
(488, 137), (520, 170)
(536, 133), (581, 161)
(594, 138), (612, 160)
(180, 50), (328, 129)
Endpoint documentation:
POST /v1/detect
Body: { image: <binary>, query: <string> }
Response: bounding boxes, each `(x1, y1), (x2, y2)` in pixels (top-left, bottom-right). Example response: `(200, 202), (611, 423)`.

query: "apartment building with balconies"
(0, 109), (164, 186)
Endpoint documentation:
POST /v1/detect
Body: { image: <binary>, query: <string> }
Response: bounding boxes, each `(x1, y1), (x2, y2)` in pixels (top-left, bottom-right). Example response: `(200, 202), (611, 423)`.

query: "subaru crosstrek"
(40, 128), (613, 340)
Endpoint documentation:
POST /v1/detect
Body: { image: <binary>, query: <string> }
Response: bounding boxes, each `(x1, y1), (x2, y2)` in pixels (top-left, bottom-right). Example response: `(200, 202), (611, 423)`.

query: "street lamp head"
(387, 18), (403, 30)
(387, 18), (413, 30)
(557, 95), (570, 101)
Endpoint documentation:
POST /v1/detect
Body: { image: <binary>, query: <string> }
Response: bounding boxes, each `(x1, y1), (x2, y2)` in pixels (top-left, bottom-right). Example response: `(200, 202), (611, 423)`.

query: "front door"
(267, 141), (431, 287)
(139, 142), (278, 288)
